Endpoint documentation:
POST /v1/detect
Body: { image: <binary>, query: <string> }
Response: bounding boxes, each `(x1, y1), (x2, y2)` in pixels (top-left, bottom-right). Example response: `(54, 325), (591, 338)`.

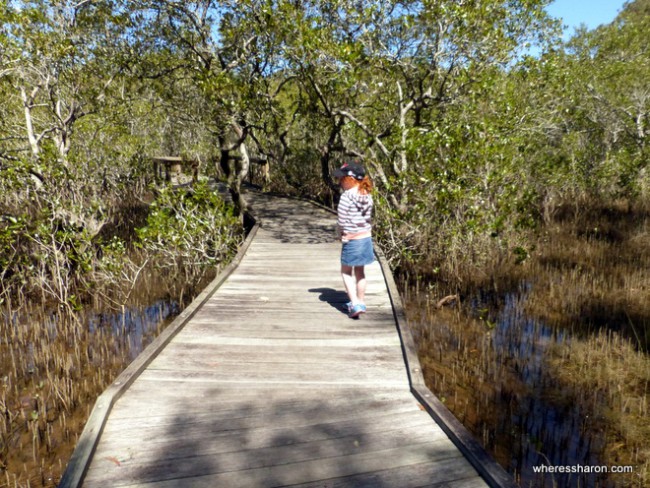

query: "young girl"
(333, 160), (374, 318)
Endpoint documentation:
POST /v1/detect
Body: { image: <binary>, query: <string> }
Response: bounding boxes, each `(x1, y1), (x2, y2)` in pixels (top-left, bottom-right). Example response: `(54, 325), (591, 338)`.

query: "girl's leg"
(341, 265), (359, 305)
(354, 266), (366, 303)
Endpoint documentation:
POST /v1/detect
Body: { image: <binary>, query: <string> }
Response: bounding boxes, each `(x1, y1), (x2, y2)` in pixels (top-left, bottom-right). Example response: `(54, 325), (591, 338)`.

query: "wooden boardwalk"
(61, 191), (516, 488)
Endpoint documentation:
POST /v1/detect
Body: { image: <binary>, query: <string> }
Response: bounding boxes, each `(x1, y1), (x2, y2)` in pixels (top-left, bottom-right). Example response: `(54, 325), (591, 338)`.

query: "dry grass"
(0, 264), (215, 488)
(525, 200), (650, 349)
(404, 198), (650, 487)
(547, 329), (650, 487)
(1, 309), (131, 487)
(527, 200), (650, 485)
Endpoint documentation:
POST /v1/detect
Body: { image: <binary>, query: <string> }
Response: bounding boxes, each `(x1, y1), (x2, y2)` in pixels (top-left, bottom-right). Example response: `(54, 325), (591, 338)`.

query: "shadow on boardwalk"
(70, 190), (494, 488)
(248, 193), (337, 244)
(308, 287), (350, 314)
(112, 390), (472, 488)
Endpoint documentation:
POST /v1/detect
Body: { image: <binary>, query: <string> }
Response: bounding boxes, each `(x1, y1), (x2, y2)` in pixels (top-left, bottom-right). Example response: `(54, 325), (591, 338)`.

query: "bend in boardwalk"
(66, 190), (508, 487)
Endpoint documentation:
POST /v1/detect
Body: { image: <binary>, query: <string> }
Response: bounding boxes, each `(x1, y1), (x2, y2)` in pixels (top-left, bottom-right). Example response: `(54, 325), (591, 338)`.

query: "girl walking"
(333, 160), (374, 318)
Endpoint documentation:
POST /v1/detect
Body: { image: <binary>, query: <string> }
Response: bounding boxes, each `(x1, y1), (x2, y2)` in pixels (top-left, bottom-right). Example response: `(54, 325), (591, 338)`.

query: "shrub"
(136, 182), (243, 267)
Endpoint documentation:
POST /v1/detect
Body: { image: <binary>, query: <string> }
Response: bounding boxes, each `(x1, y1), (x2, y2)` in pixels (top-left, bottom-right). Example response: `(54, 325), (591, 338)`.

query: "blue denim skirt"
(341, 237), (375, 266)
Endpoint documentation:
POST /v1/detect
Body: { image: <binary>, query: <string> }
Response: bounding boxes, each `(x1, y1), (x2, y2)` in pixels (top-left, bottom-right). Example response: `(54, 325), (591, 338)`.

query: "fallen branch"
(435, 294), (458, 309)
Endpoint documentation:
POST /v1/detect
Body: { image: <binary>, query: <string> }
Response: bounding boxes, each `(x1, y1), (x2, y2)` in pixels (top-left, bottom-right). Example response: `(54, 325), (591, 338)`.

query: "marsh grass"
(0, 181), (242, 487)
(0, 262), (217, 488)
(1, 312), (130, 487)
(547, 329), (650, 486)
(404, 198), (649, 487)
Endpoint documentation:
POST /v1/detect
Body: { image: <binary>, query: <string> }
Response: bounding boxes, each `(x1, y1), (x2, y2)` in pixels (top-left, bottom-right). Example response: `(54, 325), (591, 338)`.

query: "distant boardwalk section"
(61, 191), (515, 487)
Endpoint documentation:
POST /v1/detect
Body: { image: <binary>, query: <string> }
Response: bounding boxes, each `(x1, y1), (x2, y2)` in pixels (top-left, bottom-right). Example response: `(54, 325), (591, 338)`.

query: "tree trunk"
(20, 86), (40, 157)
(320, 118), (344, 194)
(229, 123), (249, 216)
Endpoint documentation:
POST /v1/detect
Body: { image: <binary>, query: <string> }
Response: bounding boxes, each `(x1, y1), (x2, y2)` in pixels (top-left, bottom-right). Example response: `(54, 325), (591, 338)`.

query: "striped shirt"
(337, 187), (373, 240)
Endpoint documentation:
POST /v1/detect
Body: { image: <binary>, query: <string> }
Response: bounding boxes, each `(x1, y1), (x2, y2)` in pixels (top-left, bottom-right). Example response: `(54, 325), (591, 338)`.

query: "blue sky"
(545, 0), (628, 38)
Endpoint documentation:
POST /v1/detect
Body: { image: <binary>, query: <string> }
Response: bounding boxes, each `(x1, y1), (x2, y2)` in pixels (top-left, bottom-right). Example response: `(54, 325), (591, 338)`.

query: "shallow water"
(86, 299), (181, 359)
(0, 267), (216, 487)
(408, 284), (625, 488)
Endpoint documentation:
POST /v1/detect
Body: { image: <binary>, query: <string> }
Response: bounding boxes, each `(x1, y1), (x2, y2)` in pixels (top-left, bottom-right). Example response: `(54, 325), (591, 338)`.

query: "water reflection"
(0, 266), (215, 487)
(410, 286), (620, 488)
(87, 300), (180, 359)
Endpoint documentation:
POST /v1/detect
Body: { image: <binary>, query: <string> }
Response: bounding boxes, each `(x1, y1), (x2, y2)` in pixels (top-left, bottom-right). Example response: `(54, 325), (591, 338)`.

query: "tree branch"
(333, 109), (391, 160)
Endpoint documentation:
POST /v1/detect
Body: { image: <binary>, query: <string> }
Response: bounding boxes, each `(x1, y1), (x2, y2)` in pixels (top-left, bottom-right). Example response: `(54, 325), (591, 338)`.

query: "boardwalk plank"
(108, 343), (404, 368)
(132, 363), (408, 386)
(102, 400), (429, 440)
(156, 327), (398, 342)
(203, 291), (389, 301)
(192, 303), (394, 313)
(287, 458), (484, 488)
(71, 191), (500, 488)
(179, 318), (398, 330)
(105, 391), (422, 423)
(181, 313), (396, 325)
(84, 433), (456, 485)
(85, 441), (464, 488)
(88, 411), (443, 473)
(105, 384), (414, 414)
(94, 402), (426, 446)
(146, 352), (406, 374)
(167, 335), (402, 347)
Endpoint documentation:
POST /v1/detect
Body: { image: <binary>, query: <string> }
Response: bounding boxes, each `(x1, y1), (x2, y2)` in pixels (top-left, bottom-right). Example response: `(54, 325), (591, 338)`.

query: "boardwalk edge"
(275, 191), (518, 487)
(58, 218), (260, 488)
(375, 249), (519, 488)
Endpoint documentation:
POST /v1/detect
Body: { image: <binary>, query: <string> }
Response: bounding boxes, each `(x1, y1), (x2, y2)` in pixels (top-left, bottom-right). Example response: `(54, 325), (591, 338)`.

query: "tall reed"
(403, 198), (649, 487)
(0, 262), (217, 487)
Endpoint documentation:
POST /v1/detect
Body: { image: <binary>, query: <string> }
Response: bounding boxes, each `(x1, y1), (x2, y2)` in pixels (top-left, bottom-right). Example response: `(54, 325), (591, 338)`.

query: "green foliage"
(2, 3), (649, 484)
(0, 201), (96, 307)
(1, 0), (648, 299)
(0, 214), (30, 291)
(0, 155), (128, 307)
(136, 182), (243, 267)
